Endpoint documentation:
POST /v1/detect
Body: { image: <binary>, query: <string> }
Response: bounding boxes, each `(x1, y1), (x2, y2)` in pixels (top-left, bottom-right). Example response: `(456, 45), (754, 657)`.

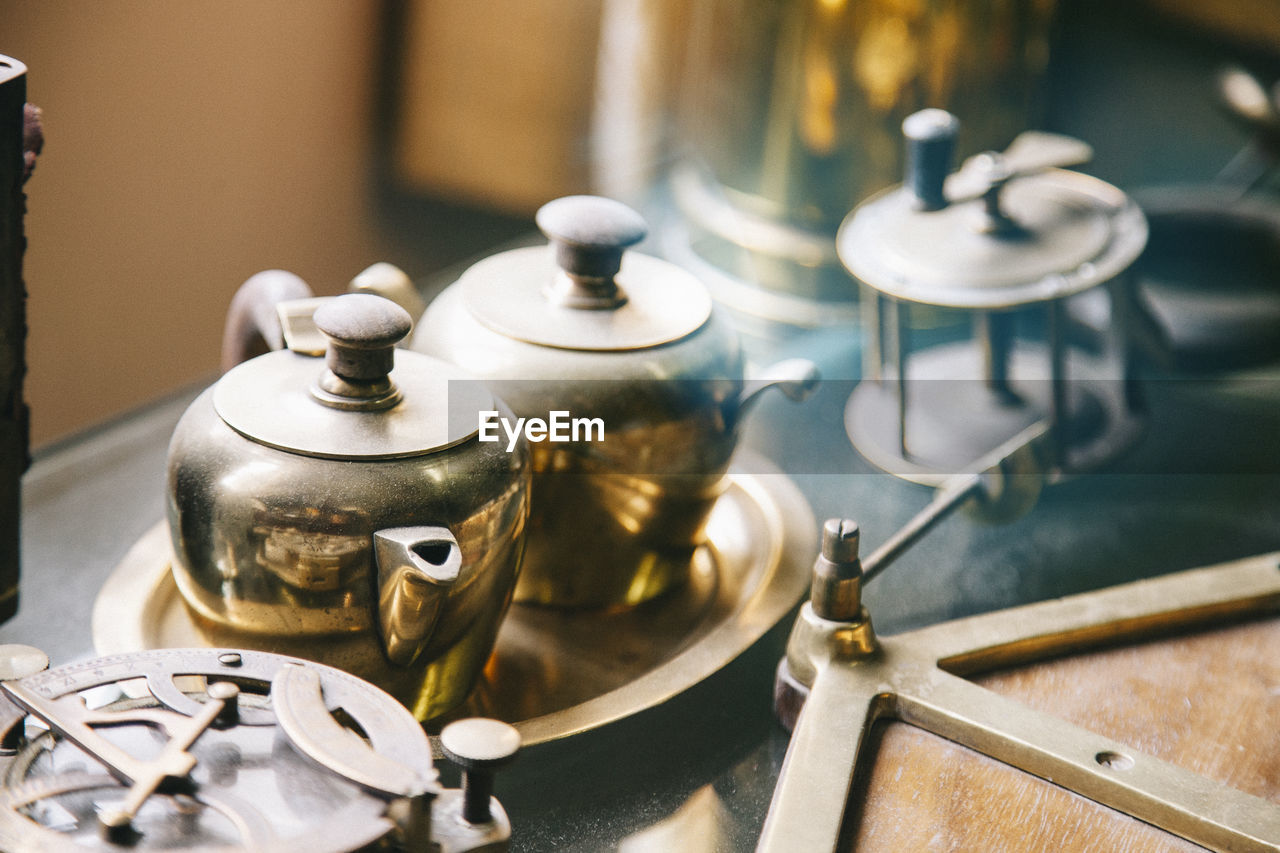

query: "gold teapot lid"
(459, 195), (713, 351)
(837, 110), (1148, 309)
(214, 294), (492, 460)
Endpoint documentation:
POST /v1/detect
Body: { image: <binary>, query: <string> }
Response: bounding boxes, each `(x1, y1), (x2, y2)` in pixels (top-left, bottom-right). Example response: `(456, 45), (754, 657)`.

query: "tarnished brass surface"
(94, 454), (815, 743)
(166, 393), (527, 720)
(761, 552), (1280, 852)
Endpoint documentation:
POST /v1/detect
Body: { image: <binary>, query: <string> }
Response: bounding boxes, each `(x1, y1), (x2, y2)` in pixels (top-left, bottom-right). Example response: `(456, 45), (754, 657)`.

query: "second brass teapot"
(414, 196), (818, 608)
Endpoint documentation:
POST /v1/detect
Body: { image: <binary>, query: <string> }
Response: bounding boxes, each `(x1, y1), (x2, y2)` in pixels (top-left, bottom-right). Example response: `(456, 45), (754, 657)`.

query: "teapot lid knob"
(536, 195), (647, 308)
(902, 108), (959, 211)
(312, 294), (412, 409)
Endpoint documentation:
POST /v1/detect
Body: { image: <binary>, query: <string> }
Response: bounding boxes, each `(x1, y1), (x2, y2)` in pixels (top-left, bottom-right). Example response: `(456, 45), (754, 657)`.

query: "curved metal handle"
(349, 262), (427, 323)
(738, 358), (821, 412)
(220, 269), (313, 372)
(374, 527), (462, 668)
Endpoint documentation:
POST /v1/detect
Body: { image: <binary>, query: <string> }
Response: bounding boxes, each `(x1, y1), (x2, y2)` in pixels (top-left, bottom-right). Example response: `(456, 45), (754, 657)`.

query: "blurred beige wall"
(5, 1), (397, 448)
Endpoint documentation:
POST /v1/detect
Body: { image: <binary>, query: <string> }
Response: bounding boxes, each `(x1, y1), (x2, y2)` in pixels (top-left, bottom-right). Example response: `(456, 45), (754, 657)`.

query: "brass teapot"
(413, 195), (819, 609)
(166, 293), (530, 720)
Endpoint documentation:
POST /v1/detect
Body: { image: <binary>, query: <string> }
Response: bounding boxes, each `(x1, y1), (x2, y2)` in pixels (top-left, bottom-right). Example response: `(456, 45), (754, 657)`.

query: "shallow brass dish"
(92, 452), (815, 745)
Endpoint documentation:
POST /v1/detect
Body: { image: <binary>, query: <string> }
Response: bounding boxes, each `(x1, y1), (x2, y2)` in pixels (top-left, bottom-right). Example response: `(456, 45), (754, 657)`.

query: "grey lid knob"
(313, 293), (411, 383)
(903, 109), (960, 211)
(536, 195), (647, 282)
(440, 718), (521, 824)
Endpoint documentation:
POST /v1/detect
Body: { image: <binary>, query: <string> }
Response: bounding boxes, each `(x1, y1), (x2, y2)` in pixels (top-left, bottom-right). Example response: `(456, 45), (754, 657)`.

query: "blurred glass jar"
(665, 0), (1057, 327)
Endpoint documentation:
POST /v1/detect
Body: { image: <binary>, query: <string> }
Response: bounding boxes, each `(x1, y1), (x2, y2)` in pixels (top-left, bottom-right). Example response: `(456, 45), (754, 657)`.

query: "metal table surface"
(6, 6), (1280, 851)
(6, 341), (1278, 852)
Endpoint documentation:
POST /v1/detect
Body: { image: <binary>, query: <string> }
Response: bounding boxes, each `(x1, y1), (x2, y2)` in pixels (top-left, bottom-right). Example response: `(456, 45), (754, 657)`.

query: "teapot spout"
(738, 358), (821, 412)
(374, 527), (462, 667)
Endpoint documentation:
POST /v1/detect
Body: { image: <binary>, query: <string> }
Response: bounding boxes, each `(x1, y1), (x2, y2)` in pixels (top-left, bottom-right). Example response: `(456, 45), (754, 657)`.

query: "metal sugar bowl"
(166, 294), (530, 721)
(414, 195), (819, 609)
(839, 110), (1149, 484)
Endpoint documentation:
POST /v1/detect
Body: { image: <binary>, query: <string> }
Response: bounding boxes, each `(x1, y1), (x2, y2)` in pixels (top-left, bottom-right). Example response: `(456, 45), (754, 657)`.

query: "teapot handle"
(220, 270), (313, 372)
(374, 527), (462, 668)
(738, 358), (821, 412)
(221, 264), (424, 372)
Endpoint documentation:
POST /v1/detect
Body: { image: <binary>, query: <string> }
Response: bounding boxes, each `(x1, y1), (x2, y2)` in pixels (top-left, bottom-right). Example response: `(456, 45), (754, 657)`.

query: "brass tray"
(92, 452), (815, 745)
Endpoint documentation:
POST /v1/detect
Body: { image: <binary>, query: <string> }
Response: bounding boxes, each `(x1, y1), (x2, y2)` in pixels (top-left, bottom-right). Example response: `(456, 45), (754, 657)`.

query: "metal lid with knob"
(838, 110), (1148, 309)
(213, 293), (493, 459)
(458, 195), (714, 351)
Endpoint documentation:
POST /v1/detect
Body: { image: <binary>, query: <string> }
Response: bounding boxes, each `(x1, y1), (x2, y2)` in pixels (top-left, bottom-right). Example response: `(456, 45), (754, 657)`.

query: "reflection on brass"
(761, 552), (1280, 851)
(167, 294), (530, 721)
(416, 197), (819, 608)
(94, 453), (815, 745)
(375, 527), (463, 668)
(672, 0), (1057, 310)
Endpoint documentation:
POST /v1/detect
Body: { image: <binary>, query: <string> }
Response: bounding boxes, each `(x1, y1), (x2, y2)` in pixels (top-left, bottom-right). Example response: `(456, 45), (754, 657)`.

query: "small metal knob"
(311, 294), (411, 410)
(810, 519), (863, 621)
(207, 681), (240, 727)
(0, 645), (48, 681)
(903, 109), (959, 211)
(439, 718), (521, 825)
(536, 195), (647, 309)
(0, 645), (49, 752)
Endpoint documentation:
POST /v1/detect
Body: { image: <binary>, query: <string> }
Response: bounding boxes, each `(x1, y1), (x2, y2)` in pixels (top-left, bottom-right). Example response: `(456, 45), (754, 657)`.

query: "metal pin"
(1046, 299), (1068, 468)
(207, 681), (240, 726)
(887, 298), (911, 459)
(977, 310), (1015, 400)
(390, 790), (434, 848)
(864, 289), (883, 384)
(810, 519), (863, 622)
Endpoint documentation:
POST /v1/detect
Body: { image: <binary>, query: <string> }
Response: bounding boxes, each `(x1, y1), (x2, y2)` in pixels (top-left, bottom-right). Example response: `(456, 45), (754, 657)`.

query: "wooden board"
(846, 617), (1279, 851)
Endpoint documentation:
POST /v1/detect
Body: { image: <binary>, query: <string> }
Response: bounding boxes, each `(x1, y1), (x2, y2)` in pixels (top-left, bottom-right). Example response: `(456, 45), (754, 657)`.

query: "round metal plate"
(213, 349), (492, 460)
(92, 452), (814, 746)
(844, 340), (1145, 485)
(838, 170), (1148, 309)
(0, 648), (434, 852)
(458, 246), (713, 351)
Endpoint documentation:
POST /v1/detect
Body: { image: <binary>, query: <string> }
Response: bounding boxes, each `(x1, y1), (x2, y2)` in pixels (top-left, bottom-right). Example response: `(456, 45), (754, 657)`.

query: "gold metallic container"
(669, 0), (1057, 328)
(414, 196), (818, 609)
(167, 294), (530, 721)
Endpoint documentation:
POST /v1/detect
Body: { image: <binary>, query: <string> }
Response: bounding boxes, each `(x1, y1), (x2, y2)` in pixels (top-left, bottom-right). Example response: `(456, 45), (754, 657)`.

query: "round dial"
(0, 648), (449, 852)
